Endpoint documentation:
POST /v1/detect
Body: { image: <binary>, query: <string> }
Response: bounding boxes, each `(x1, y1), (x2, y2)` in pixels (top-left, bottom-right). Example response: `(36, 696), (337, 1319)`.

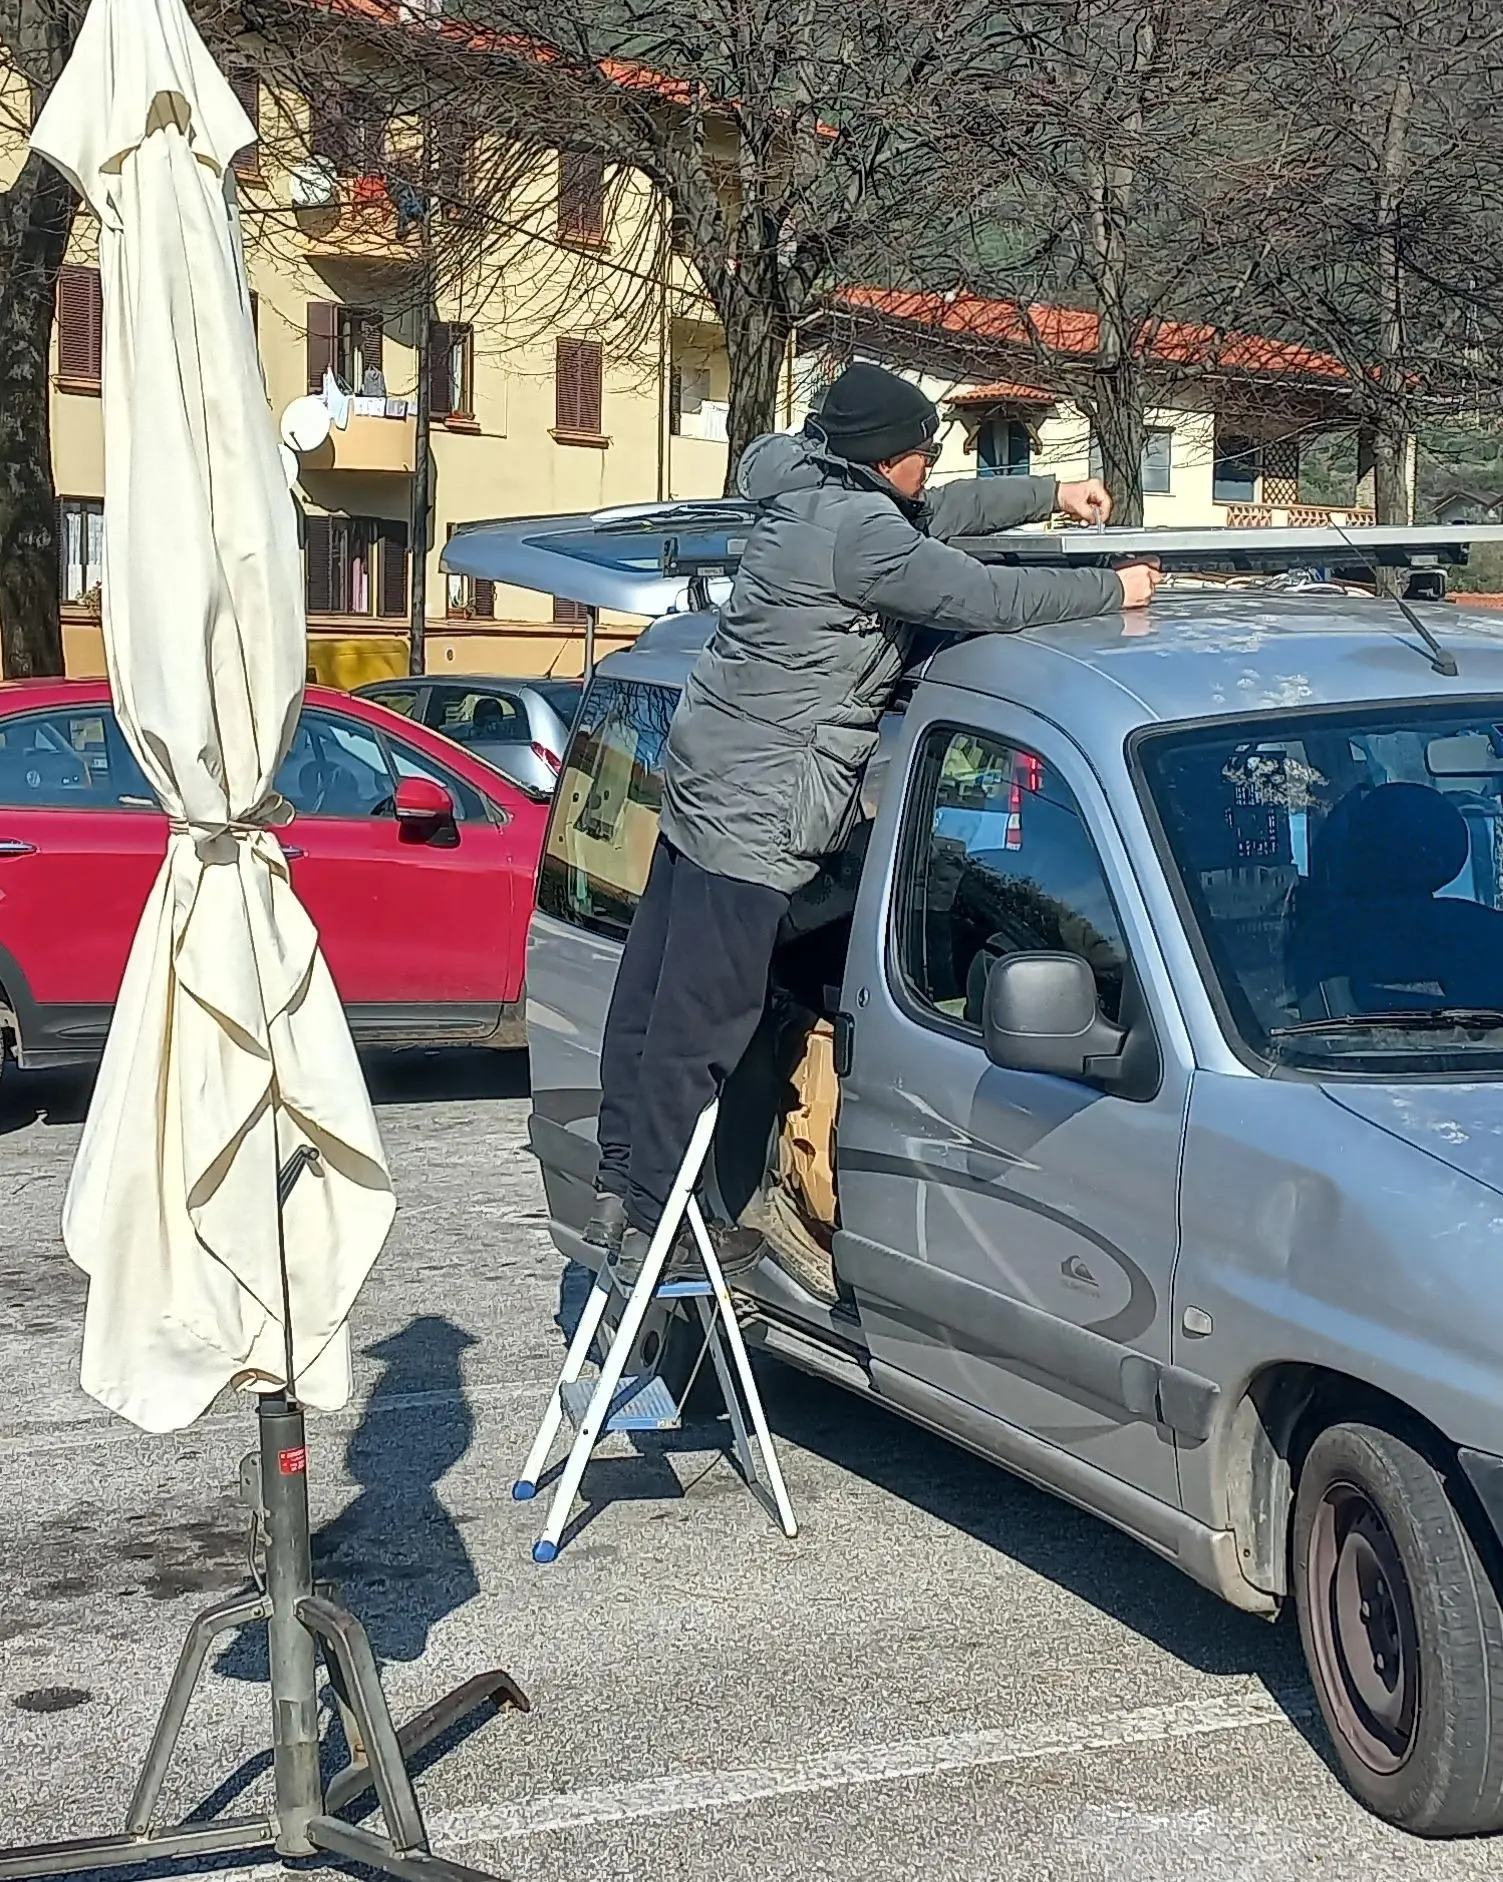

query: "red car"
(0, 678), (549, 1073)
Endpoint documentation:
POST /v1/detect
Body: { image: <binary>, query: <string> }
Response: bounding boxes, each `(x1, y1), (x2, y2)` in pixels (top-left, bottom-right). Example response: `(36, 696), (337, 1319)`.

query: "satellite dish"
(281, 397), (332, 452)
(279, 443), (301, 490)
(289, 159), (338, 208)
(280, 396), (332, 453)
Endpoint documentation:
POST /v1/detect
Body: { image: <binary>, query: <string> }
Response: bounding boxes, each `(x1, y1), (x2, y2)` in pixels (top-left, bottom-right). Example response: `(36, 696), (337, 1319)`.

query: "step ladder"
(514, 1100), (798, 1562)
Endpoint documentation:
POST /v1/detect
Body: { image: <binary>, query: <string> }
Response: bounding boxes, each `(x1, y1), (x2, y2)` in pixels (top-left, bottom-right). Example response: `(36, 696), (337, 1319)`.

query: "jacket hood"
(1322, 1083), (1503, 1200)
(735, 429), (925, 522)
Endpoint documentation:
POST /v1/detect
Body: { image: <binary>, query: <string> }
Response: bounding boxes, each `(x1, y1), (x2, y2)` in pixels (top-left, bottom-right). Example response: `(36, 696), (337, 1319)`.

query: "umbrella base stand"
(0, 1394), (529, 1882)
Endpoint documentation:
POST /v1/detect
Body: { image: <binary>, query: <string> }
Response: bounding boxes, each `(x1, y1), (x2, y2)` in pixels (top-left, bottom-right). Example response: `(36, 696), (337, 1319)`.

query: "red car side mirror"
(394, 775), (455, 825)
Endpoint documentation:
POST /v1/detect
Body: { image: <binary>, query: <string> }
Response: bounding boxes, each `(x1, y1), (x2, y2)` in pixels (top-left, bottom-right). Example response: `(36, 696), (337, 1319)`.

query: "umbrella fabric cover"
(32, 0), (396, 1433)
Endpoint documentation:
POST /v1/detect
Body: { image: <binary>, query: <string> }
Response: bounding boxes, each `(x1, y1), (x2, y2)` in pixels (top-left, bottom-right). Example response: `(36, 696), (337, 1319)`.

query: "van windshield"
(1136, 702), (1503, 1075)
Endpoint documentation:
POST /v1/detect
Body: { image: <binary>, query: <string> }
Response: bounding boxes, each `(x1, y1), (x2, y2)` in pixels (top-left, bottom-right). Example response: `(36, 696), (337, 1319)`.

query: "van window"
(536, 676), (678, 938)
(895, 725), (1128, 1028)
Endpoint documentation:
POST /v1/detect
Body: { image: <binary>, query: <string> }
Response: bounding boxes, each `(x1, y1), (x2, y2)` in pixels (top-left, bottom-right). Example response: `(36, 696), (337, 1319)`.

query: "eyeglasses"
(916, 440), (943, 465)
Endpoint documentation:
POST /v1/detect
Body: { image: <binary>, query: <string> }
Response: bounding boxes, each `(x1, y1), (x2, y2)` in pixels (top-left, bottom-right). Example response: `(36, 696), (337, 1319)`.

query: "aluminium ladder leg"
(513, 1099), (797, 1560)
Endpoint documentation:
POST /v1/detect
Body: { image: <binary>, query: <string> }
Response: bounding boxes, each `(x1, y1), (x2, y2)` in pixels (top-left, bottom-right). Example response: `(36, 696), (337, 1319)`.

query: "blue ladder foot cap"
(512, 1481), (537, 1502)
(532, 1539), (559, 1564)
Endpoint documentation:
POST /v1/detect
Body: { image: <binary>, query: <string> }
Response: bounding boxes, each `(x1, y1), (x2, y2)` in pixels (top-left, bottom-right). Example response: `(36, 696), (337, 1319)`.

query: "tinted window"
(533, 681), (585, 724)
(432, 688), (529, 747)
(1138, 702), (1503, 1074)
(896, 727), (1127, 1029)
(0, 706), (154, 810)
(370, 688), (419, 720)
(275, 713), (395, 818)
(536, 676), (677, 938)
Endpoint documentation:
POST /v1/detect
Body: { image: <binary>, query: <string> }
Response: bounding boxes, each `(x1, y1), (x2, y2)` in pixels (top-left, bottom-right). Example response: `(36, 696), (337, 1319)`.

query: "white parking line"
(435, 1687), (1314, 1845)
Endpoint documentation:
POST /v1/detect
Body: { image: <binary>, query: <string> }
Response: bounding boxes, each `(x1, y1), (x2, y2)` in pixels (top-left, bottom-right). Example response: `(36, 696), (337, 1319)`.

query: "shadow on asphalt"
(215, 1313), (481, 1683)
(758, 1359), (1325, 1758)
(0, 1047), (530, 1137)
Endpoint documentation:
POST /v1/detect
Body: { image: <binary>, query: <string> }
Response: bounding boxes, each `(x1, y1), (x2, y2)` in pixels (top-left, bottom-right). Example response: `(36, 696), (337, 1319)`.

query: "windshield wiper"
(1272, 1007), (1503, 1039)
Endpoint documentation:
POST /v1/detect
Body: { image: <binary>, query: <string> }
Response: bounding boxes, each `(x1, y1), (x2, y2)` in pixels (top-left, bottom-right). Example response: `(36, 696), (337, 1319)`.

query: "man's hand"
(1115, 556), (1163, 610)
(1057, 478), (1112, 526)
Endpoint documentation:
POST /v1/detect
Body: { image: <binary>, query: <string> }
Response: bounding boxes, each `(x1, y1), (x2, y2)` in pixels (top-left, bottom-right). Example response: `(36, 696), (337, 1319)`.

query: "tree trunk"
(719, 282), (789, 493)
(0, 152), (75, 680)
(1371, 414), (1412, 528)
(1086, 364), (1147, 527)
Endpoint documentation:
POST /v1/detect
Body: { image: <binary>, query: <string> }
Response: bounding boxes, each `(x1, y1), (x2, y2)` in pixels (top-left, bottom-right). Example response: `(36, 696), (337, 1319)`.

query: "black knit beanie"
(807, 361), (940, 465)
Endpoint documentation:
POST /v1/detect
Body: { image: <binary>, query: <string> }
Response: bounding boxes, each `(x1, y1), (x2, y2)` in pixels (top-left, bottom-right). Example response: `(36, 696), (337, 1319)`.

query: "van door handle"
(0, 838), (36, 857)
(281, 845), (305, 860)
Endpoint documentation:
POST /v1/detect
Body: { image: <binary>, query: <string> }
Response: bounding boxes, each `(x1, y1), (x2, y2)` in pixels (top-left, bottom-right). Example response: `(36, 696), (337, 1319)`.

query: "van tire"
(1292, 1418), (1503, 1835)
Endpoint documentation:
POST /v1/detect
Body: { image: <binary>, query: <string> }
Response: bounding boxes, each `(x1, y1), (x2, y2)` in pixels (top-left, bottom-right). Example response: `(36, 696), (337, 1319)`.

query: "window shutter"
(57, 265), (102, 383)
(558, 153), (605, 241)
(309, 89), (344, 165)
(307, 301), (338, 393)
(427, 322), (453, 419)
(228, 69), (259, 174)
(578, 338), (602, 434)
(553, 595), (588, 625)
(377, 521), (409, 619)
(556, 337), (602, 435)
(305, 515), (335, 615)
(668, 364), (683, 437)
(473, 579), (495, 618)
(555, 338), (579, 431)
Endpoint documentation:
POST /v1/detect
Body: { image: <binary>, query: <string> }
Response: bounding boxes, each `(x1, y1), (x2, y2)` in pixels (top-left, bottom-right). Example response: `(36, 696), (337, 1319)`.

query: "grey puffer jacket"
(658, 431), (1124, 893)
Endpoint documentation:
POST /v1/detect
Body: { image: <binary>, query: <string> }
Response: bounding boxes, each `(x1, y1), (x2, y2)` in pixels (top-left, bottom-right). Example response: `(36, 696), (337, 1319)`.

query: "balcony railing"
(295, 176), (420, 264)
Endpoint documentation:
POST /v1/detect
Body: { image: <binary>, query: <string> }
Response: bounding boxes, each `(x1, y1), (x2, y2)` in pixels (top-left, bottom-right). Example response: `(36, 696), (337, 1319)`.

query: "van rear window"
(536, 676), (678, 939)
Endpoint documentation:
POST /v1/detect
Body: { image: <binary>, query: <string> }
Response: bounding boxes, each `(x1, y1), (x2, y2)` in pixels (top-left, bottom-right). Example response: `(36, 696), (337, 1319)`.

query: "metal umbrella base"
(0, 1392), (529, 1882)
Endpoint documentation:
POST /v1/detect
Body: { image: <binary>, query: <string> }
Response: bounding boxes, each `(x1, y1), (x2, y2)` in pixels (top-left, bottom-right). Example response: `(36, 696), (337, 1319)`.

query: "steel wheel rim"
(1306, 1475), (1420, 1776)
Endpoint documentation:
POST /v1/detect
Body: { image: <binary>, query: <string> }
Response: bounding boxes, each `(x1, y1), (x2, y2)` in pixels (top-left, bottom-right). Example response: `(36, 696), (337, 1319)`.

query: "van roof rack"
(955, 522), (1503, 574)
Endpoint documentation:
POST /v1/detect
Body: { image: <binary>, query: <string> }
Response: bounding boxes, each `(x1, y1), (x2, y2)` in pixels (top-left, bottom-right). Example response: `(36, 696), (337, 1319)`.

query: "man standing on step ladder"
(586, 362), (1163, 1286)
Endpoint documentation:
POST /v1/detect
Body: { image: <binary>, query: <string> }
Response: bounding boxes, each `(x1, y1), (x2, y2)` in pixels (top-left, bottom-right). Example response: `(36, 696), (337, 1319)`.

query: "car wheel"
(1293, 1417), (1503, 1835)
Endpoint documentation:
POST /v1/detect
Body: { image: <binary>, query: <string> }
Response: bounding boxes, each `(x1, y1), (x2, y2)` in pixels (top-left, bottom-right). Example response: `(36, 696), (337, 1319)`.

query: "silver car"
(469, 504), (1503, 1837)
(354, 676), (583, 799)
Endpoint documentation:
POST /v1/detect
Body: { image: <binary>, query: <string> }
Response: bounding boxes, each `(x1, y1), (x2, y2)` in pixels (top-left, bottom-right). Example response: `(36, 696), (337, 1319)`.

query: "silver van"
(461, 507), (1503, 1836)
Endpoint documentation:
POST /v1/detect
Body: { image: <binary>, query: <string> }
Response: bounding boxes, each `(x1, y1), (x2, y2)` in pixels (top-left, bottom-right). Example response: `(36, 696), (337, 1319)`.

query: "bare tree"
(385, 0), (1020, 485)
(923, 0), (1309, 523)
(0, 0), (80, 677)
(1244, 0), (1503, 525)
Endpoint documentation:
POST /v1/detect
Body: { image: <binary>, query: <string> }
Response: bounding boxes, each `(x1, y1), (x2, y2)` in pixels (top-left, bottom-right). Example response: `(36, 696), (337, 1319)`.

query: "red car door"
(0, 700), (166, 1049)
(272, 706), (527, 1025)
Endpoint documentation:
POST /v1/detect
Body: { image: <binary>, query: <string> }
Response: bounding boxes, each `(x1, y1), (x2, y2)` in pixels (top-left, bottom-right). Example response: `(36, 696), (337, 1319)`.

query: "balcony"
(1220, 502), (1377, 529)
(302, 410), (416, 475)
(295, 175), (421, 266)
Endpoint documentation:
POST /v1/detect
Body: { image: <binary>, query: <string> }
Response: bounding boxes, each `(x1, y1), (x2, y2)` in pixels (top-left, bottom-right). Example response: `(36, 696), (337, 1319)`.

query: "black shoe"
(713, 1226), (765, 1282)
(608, 1225), (701, 1293)
(583, 1190), (627, 1254)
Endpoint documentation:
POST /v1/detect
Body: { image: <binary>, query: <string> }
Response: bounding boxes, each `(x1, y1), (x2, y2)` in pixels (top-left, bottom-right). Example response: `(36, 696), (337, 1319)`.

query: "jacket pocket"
(784, 722), (880, 862)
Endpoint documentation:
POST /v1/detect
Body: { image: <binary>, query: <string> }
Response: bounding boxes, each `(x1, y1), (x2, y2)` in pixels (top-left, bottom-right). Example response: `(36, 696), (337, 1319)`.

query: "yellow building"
(6, 46), (755, 688)
(4, 47), (1411, 692)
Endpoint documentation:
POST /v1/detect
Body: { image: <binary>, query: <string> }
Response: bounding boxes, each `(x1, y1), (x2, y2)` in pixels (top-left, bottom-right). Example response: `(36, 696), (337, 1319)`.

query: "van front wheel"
(1293, 1418), (1503, 1835)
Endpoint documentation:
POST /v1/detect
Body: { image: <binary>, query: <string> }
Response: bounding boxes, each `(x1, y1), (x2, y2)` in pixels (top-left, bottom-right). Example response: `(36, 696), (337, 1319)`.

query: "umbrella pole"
(258, 1390), (322, 1857)
(0, 1152), (530, 1882)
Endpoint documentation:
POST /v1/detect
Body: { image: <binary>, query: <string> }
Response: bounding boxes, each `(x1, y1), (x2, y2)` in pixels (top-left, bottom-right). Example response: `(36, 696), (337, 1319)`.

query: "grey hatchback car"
(467, 504), (1503, 1836)
(354, 675), (582, 799)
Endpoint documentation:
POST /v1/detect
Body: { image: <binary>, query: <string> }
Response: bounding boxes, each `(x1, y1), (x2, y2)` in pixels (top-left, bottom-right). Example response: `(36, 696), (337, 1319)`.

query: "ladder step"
(607, 1268), (714, 1299)
(560, 1373), (682, 1433)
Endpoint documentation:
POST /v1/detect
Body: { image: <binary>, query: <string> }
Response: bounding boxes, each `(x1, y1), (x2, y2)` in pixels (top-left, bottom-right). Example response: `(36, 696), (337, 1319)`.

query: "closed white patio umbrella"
(33, 0), (395, 1434)
(0, 10), (527, 1877)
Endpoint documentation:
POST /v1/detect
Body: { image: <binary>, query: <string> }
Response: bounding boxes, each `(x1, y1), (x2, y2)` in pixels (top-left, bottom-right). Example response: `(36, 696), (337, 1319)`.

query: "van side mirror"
(981, 952), (1128, 1085)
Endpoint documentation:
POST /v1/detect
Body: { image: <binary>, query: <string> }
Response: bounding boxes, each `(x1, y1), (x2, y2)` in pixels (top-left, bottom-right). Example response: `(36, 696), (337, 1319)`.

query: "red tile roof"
(949, 380), (1055, 407)
(833, 286), (1350, 385)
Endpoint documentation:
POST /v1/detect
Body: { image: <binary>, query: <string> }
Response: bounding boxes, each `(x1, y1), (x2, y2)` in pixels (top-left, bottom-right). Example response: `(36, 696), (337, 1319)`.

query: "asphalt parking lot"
(3, 1051), (1503, 1880)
